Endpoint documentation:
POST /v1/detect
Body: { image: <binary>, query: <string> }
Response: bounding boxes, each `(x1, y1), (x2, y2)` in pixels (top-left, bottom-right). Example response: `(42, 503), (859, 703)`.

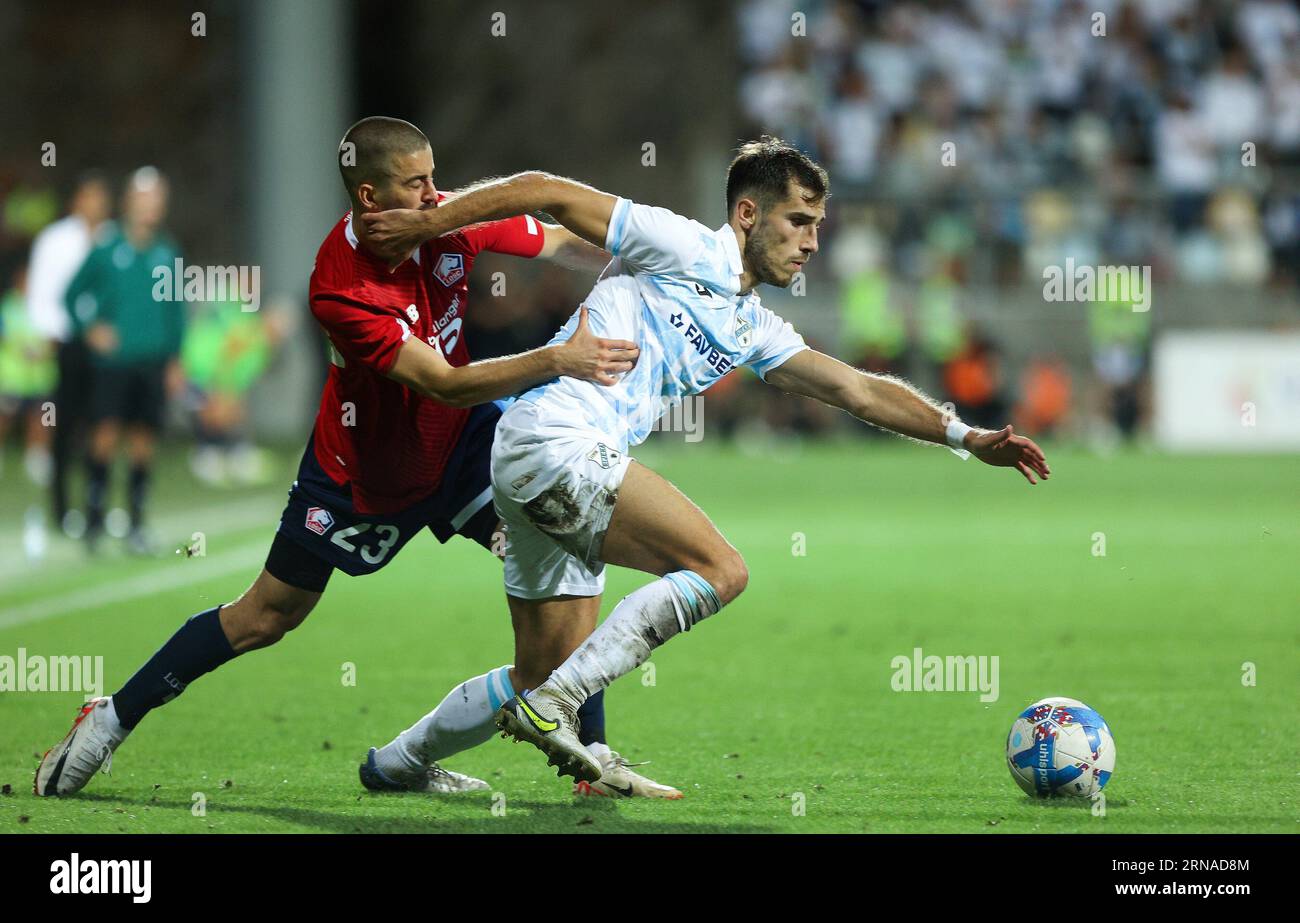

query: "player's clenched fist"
(555, 306), (639, 386)
(965, 425), (1052, 485)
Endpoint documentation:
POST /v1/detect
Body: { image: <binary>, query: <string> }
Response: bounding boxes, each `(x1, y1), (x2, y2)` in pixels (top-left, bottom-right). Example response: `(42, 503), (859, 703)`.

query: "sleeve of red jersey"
(460, 213), (546, 258)
(311, 294), (414, 374)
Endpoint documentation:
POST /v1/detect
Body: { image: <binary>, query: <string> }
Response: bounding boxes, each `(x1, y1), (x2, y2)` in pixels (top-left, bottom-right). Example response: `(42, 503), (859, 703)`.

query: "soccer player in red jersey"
(36, 117), (678, 799)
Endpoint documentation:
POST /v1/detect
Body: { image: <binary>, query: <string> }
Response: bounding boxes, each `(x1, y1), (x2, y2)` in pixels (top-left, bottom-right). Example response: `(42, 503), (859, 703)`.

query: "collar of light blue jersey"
(714, 221), (745, 298)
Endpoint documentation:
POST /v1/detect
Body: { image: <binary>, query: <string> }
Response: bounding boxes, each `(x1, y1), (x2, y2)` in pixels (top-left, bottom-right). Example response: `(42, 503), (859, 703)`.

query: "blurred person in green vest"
(1088, 293), (1151, 444)
(182, 297), (288, 487)
(833, 218), (908, 379)
(0, 264), (58, 559)
(0, 264), (57, 482)
(65, 167), (184, 554)
(918, 256), (966, 368)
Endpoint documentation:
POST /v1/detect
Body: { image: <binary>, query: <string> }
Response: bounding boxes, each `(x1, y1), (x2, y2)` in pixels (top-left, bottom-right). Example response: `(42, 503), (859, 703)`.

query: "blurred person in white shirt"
(1154, 84), (1216, 233)
(1199, 44), (1267, 155)
(26, 171), (111, 535)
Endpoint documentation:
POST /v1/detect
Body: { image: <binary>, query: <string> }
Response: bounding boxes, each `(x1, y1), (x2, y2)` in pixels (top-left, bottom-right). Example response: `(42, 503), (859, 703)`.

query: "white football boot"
(574, 749), (684, 800)
(359, 747), (490, 793)
(35, 697), (129, 797)
(421, 764), (491, 794)
(496, 689), (602, 783)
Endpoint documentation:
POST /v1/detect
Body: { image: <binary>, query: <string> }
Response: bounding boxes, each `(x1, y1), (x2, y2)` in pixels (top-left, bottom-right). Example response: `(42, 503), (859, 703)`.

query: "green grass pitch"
(1, 438), (1296, 833)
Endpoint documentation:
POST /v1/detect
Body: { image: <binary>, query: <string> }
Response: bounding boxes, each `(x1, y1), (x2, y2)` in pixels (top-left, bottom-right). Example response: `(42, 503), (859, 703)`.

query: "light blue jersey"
(517, 198), (807, 450)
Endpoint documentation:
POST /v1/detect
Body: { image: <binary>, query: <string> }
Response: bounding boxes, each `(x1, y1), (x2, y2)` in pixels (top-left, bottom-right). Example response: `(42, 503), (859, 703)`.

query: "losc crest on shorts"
(275, 402), (501, 577)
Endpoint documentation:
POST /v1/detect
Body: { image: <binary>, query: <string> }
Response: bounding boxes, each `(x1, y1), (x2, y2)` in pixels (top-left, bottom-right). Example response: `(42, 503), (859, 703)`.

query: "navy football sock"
(128, 463), (151, 531)
(85, 459), (109, 532)
(576, 689), (606, 746)
(111, 607), (237, 730)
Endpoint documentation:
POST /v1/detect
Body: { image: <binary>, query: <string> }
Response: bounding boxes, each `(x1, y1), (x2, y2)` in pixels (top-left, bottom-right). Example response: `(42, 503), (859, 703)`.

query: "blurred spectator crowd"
(739, 0), (1300, 288)
(738, 0), (1300, 443)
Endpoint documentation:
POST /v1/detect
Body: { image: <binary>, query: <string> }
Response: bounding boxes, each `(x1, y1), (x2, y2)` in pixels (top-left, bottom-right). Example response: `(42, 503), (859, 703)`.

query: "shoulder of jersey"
(314, 214), (384, 290)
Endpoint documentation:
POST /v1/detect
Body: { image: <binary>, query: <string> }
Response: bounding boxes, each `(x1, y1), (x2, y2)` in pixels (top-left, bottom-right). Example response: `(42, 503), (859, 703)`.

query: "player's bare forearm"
(538, 222), (610, 273)
(765, 350), (946, 444)
(388, 305), (637, 406)
(850, 373), (951, 444)
(764, 349), (1051, 483)
(361, 173), (618, 264)
(398, 344), (563, 408)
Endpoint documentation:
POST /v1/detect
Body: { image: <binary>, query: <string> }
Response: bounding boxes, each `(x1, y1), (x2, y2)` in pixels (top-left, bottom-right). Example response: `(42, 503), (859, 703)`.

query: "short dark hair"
(725, 136), (829, 214)
(69, 169), (109, 207)
(338, 116), (430, 204)
(73, 169), (108, 194)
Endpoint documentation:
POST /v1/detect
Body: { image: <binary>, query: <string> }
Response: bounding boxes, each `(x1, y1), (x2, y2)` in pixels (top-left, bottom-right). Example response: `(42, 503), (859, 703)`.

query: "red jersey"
(308, 204), (545, 514)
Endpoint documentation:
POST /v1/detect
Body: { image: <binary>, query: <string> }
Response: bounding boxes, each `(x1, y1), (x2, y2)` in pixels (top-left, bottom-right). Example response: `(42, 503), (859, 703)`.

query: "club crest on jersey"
(434, 253), (465, 287)
(304, 507), (334, 536)
(587, 443), (620, 469)
(734, 316), (753, 348)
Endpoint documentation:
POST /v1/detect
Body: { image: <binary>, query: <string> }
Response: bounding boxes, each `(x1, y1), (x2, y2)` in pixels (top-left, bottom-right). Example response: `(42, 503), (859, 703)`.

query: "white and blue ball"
(1006, 696), (1115, 798)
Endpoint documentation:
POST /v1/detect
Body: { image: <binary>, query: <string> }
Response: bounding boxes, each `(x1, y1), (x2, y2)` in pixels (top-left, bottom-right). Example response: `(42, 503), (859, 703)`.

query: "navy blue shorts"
(265, 402), (503, 592)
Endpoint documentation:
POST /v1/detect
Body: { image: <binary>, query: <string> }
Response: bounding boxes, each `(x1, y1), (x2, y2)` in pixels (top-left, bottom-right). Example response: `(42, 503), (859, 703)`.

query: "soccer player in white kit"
(363, 138), (1052, 782)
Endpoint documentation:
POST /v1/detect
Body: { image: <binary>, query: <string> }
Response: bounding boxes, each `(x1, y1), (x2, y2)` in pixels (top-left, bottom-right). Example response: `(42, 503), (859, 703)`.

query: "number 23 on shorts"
(330, 522), (400, 565)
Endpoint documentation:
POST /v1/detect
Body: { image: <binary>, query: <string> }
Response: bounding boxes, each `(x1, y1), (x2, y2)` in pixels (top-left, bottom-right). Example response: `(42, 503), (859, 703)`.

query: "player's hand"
(359, 208), (438, 269)
(966, 424), (1051, 485)
(555, 305), (639, 386)
(85, 323), (119, 355)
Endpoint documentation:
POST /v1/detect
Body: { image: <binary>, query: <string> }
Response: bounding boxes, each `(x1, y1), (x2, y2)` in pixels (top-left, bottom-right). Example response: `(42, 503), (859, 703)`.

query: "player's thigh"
(507, 593), (601, 690)
(601, 460), (747, 603)
(221, 567), (323, 653)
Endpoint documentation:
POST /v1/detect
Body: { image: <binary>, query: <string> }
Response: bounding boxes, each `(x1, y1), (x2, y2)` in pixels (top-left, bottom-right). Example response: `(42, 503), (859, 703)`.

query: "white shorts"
(491, 399), (633, 599)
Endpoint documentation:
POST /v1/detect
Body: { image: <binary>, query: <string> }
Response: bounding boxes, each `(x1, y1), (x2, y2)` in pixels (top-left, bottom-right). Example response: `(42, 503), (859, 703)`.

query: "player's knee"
(719, 552), (749, 604)
(695, 550), (747, 606)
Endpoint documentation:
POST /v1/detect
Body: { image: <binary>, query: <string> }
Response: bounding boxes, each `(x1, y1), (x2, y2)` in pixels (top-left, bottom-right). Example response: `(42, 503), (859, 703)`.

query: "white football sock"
(542, 571), (721, 710)
(374, 665), (514, 776)
(102, 697), (130, 744)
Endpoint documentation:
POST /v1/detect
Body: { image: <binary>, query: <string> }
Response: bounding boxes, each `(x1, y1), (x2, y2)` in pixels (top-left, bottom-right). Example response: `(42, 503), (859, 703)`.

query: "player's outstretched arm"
(387, 305), (635, 406)
(764, 349), (1051, 485)
(361, 172), (618, 265)
(537, 222), (610, 273)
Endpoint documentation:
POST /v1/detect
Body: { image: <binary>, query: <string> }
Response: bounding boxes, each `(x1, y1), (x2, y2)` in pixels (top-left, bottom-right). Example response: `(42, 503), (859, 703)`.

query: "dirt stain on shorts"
(524, 483), (583, 536)
(523, 481), (619, 571)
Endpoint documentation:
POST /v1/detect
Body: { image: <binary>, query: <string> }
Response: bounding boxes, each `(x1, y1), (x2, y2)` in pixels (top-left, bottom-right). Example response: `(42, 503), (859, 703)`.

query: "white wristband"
(945, 419), (972, 460)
